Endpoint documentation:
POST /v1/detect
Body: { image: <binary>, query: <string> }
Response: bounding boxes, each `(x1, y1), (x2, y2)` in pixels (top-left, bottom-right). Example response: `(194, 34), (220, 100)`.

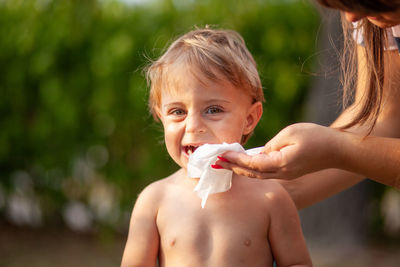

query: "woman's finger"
(221, 150), (281, 172)
(262, 126), (293, 154)
(216, 160), (279, 179)
(231, 165), (279, 179)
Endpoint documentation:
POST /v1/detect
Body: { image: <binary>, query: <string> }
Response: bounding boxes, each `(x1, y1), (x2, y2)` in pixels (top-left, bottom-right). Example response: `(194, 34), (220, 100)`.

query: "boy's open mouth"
(184, 145), (199, 156)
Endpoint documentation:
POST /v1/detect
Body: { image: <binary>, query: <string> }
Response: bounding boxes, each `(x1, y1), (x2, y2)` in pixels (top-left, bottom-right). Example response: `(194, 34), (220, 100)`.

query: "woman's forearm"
(337, 132), (400, 187)
(277, 48), (400, 208)
(278, 169), (363, 210)
(279, 106), (400, 209)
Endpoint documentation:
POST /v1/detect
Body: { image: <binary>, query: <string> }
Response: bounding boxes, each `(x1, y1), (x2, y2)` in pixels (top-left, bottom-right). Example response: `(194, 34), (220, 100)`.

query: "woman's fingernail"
(217, 156), (229, 162)
(211, 164), (223, 169)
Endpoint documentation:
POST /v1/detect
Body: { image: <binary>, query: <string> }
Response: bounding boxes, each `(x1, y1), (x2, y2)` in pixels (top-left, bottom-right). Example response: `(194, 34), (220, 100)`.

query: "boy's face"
(157, 69), (262, 169)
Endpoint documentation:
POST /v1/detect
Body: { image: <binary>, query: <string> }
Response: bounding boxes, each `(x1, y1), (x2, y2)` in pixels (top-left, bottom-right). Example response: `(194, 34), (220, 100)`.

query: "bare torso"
(156, 169), (274, 267)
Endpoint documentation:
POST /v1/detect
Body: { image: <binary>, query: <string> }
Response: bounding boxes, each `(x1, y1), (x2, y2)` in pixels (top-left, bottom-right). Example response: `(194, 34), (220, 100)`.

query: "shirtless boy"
(121, 28), (312, 267)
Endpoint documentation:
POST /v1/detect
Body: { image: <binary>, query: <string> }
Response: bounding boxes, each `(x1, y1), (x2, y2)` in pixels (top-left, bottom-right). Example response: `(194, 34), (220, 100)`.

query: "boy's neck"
(172, 168), (200, 187)
(177, 166), (243, 184)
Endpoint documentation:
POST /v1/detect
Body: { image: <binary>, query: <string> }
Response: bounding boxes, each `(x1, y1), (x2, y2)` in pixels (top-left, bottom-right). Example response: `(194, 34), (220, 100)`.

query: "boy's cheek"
(164, 123), (179, 134)
(213, 127), (245, 144)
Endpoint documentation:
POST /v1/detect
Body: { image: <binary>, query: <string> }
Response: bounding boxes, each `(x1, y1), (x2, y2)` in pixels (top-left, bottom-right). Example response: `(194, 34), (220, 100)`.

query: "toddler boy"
(121, 28), (312, 267)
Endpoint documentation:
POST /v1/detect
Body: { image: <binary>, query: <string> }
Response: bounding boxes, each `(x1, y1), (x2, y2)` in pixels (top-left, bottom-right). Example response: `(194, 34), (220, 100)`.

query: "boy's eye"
(169, 108), (186, 116)
(205, 106), (223, 115)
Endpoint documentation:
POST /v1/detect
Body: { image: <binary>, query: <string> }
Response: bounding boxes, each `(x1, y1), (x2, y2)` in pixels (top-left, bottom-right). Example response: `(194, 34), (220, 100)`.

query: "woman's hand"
(217, 123), (343, 179)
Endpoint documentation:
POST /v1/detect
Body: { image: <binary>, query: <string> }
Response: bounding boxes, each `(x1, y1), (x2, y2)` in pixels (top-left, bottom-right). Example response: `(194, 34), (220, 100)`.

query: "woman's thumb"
(262, 130), (287, 154)
(262, 137), (279, 154)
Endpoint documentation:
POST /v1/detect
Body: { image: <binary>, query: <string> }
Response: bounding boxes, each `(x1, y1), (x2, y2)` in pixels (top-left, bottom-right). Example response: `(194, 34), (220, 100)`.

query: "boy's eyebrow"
(162, 102), (184, 109)
(162, 99), (232, 108)
(204, 99), (232, 104)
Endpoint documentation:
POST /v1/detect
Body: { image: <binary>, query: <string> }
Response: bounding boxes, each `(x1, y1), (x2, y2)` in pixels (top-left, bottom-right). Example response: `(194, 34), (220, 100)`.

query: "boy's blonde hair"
(145, 27), (264, 142)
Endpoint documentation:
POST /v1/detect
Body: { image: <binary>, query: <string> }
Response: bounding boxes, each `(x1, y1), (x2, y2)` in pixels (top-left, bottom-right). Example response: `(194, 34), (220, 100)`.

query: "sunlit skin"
(121, 66), (312, 267)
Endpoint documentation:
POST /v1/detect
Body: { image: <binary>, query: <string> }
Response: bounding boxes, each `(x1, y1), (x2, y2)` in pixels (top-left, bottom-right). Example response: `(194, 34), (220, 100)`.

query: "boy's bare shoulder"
(136, 169), (182, 202)
(240, 177), (294, 208)
(258, 179), (297, 214)
(242, 176), (287, 194)
(263, 179), (293, 202)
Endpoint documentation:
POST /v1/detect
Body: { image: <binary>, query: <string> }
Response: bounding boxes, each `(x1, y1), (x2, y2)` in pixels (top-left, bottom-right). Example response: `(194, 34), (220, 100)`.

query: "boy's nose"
(185, 113), (206, 134)
(344, 11), (365, 23)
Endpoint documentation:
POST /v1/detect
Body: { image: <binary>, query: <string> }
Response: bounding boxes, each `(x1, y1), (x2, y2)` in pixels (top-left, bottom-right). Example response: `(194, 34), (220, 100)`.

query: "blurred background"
(0, 0), (399, 266)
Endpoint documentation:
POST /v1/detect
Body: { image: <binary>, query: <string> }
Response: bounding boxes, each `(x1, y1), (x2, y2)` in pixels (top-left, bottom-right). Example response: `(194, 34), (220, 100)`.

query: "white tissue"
(187, 142), (263, 208)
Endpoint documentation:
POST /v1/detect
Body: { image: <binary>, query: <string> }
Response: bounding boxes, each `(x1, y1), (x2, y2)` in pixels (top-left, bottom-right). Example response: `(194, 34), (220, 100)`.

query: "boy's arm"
(268, 183), (312, 267)
(121, 184), (161, 267)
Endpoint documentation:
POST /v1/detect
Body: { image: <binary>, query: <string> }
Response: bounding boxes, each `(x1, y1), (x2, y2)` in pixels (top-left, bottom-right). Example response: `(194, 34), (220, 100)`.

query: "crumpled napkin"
(187, 142), (263, 208)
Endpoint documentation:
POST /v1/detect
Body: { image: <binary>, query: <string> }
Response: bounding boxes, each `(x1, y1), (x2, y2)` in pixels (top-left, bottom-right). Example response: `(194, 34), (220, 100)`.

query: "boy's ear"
(154, 106), (163, 122)
(243, 101), (263, 135)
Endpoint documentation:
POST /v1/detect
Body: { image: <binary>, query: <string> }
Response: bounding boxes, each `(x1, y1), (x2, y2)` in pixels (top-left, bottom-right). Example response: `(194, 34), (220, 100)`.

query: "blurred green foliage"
(0, 0), (319, 230)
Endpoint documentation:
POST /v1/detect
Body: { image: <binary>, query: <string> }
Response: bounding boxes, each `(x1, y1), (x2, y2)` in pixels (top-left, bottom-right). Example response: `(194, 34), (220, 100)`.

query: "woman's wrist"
(326, 127), (353, 170)
(329, 128), (362, 172)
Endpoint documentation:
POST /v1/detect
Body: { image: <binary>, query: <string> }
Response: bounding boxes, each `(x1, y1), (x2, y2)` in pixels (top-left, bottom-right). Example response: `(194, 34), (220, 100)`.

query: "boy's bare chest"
(155, 185), (272, 266)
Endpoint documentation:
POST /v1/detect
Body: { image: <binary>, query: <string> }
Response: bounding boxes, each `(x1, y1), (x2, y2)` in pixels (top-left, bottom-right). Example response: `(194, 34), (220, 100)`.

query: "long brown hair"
(316, 0), (399, 132)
